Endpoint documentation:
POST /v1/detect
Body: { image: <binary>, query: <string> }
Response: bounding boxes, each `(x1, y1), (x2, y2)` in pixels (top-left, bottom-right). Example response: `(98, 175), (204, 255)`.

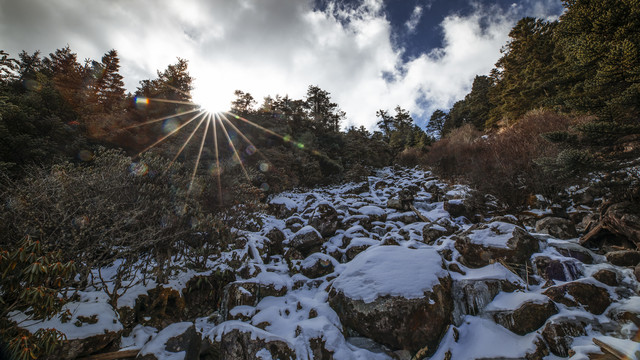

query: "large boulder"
(422, 223), (452, 245)
(308, 202), (340, 237)
(203, 322), (295, 360)
(592, 268), (619, 286)
(443, 199), (474, 220)
(329, 246), (452, 355)
(357, 205), (387, 222)
(485, 292), (558, 335)
(454, 222), (539, 268)
(221, 277), (289, 320)
(263, 227), (286, 257)
(139, 323), (200, 360)
(535, 217), (578, 239)
(543, 281), (612, 315)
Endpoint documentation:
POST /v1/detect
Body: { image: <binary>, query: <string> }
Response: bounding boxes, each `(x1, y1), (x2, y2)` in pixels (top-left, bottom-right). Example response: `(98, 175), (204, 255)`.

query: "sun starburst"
(122, 93), (308, 207)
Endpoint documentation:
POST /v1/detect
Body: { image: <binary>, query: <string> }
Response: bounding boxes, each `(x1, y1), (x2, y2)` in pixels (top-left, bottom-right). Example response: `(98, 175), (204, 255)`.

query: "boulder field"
(14, 167), (640, 359)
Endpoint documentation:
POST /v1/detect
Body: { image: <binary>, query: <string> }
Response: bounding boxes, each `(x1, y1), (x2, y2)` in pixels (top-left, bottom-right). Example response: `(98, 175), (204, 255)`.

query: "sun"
(192, 86), (229, 114)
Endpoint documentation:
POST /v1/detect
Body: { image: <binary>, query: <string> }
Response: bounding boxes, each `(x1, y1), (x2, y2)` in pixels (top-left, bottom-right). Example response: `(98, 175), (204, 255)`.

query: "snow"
(467, 221), (519, 249)
(331, 246), (448, 303)
(269, 196), (298, 211)
(485, 291), (549, 311)
(10, 290), (123, 340)
(357, 205), (385, 217)
(120, 324), (158, 350)
(139, 322), (193, 360)
(431, 316), (541, 359)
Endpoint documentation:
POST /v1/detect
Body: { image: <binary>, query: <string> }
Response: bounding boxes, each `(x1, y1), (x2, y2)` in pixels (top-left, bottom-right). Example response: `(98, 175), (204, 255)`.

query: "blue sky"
(0, 0), (563, 128)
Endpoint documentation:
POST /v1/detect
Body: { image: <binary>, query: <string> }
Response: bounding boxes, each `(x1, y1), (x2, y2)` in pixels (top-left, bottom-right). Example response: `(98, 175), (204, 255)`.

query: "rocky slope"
(12, 167), (640, 359)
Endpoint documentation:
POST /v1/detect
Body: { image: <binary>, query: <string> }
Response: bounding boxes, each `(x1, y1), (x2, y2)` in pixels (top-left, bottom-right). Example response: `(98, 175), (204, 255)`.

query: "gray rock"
(140, 323), (199, 360)
(606, 250), (640, 267)
(535, 217), (578, 239)
(308, 203), (340, 237)
(490, 298), (558, 335)
(203, 325), (295, 360)
(290, 226), (323, 256)
(533, 256), (582, 282)
(454, 222), (539, 268)
(329, 247), (452, 355)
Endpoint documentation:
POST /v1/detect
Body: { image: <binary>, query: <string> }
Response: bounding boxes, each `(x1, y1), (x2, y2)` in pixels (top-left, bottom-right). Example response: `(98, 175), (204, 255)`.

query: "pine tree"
(305, 85), (344, 132)
(96, 49), (125, 111)
(427, 109), (447, 138)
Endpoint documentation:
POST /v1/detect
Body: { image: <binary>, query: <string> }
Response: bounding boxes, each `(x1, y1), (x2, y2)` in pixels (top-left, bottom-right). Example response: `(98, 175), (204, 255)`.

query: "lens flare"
(129, 162), (149, 176)
(245, 145), (257, 156)
(259, 161), (270, 172)
(162, 118), (179, 134)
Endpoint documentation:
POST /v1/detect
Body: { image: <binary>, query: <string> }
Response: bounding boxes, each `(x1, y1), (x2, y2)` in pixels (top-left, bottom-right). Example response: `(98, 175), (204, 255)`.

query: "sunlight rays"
(127, 95), (312, 206)
(215, 112), (250, 181)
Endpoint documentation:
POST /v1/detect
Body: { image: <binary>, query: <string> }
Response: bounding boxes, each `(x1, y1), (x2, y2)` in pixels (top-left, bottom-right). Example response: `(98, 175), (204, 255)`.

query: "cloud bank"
(0, 0), (562, 128)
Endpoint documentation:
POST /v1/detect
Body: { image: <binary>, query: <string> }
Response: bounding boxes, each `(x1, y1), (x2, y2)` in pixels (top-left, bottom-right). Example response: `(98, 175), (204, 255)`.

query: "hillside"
(5, 166), (640, 359)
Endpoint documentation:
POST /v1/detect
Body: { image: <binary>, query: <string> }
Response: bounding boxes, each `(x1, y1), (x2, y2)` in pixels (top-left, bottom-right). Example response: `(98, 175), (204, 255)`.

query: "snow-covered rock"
(329, 246), (452, 354)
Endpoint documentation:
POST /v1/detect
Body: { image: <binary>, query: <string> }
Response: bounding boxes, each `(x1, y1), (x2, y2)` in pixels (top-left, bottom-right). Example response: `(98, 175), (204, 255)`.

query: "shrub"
(0, 148), (232, 288)
(423, 110), (576, 208)
(1, 236), (75, 360)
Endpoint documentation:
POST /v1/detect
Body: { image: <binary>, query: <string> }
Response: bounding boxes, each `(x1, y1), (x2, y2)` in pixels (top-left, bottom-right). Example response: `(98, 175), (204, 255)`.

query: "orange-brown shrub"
(424, 110), (576, 208)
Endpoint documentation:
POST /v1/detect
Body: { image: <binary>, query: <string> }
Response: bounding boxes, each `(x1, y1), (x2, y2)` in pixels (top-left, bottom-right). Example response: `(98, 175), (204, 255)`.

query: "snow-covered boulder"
(308, 202), (340, 237)
(204, 321), (295, 360)
(329, 246), (452, 355)
(422, 223), (451, 245)
(450, 263), (524, 325)
(485, 291), (558, 335)
(289, 225), (323, 256)
(222, 274), (291, 320)
(299, 252), (337, 279)
(139, 322), (200, 360)
(454, 221), (539, 268)
(357, 205), (387, 222)
(269, 196), (299, 219)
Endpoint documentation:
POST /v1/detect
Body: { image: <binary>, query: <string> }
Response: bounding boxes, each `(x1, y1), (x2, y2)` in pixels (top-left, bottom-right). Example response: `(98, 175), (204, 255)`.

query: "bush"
(0, 148), (232, 288)
(1, 236), (75, 360)
(423, 110), (577, 208)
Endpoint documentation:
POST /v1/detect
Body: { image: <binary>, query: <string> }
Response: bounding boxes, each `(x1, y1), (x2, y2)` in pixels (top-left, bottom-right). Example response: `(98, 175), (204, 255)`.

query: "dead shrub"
(424, 110), (576, 208)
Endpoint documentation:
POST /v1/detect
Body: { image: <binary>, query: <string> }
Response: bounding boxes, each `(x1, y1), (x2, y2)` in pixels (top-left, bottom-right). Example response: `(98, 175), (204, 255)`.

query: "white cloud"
(0, 0), (562, 129)
(405, 5), (424, 33)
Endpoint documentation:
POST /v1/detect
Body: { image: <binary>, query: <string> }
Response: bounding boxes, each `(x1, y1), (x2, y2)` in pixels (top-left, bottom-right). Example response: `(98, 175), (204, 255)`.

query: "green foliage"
(375, 106), (431, 159)
(1, 236), (75, 360)
(576, 121), (640, 145)
(442, 75), (494, 133)
(541, 130), (576, 144)
(536, 148), (593, 177)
